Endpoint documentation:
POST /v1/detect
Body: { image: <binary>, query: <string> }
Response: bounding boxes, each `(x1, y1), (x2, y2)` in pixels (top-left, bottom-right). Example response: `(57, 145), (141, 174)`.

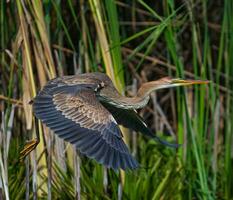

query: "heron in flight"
(20, 72), (209, 170)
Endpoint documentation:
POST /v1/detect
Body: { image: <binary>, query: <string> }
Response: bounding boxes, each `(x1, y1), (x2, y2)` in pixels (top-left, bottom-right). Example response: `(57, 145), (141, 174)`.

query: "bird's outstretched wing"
(101, 102), (180, 148)
(33, 84), (138, 170)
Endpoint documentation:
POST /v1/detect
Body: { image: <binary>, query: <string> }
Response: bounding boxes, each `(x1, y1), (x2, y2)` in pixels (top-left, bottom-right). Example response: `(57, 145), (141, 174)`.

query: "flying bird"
(20, 72), (209, 170)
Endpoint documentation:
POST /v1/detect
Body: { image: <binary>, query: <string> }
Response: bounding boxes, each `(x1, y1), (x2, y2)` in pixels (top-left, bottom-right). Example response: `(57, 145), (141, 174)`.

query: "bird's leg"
(20, 118), (40, 162)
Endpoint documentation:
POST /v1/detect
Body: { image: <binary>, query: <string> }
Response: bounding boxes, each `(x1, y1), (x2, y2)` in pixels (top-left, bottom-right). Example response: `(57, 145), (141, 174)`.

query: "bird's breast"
(98, 95), (150, 110)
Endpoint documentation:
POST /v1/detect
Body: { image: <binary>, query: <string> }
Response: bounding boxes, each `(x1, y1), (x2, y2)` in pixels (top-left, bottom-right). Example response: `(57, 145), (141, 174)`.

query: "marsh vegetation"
(0, 0), (232, 199)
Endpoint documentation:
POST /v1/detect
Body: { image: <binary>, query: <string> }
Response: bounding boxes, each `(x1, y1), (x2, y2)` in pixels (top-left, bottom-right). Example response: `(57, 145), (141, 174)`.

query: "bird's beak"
(171, 79), (210, 86)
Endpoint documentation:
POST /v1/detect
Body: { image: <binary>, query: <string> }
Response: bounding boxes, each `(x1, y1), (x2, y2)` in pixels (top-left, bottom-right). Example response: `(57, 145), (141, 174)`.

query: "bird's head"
(149, 77), (210, 90)
(137, 77), (210, 99)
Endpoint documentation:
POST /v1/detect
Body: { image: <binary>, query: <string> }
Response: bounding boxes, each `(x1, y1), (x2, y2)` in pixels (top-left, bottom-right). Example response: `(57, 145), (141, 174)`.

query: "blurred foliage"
(0, 0), (232, 199)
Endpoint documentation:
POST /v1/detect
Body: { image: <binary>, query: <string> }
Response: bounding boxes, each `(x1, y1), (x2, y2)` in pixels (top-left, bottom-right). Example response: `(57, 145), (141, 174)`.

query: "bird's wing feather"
(101, 102), (180, 148)
(33, 84), (138, 170)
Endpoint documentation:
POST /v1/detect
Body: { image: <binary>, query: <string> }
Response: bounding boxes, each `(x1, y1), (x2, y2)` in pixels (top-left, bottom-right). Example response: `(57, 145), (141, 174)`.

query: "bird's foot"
(19, 139), (39, 162)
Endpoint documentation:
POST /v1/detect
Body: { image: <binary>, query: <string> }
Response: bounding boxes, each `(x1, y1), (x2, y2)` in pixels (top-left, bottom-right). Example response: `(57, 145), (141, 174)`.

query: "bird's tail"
(150, 132), (181, 148)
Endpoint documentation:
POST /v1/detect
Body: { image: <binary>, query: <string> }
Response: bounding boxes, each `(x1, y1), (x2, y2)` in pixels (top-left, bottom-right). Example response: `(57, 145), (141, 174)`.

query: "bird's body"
(26, 72), (208, 170)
